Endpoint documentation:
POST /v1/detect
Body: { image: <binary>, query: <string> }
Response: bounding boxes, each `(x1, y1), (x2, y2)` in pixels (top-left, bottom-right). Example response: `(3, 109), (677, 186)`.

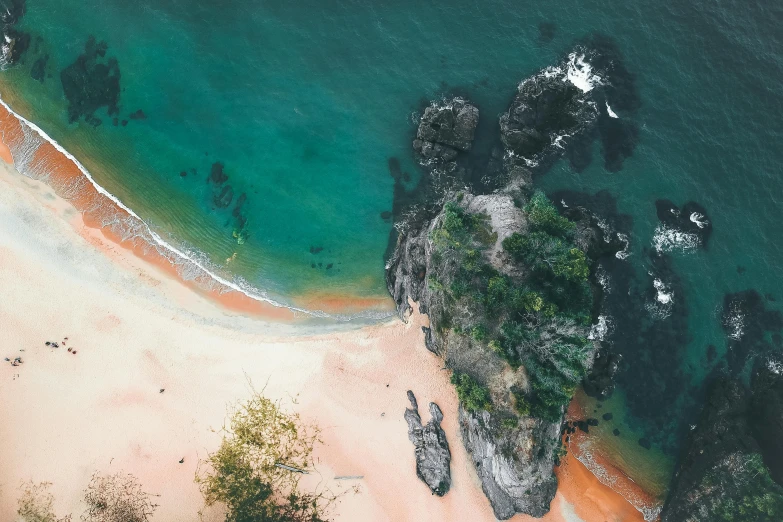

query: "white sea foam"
(0, 96), (383, 320)
(588, 314), (613, 341)
(605, 102), (619, 118)
(653, 278), (673, 304)
(767, 359), (783, 375)
(689, 212), (709, 229)
(615, 232), (630, 259)
(725, 304), (745, 341)
(565, 52), (602, 93)
(652, 224), (700, 253)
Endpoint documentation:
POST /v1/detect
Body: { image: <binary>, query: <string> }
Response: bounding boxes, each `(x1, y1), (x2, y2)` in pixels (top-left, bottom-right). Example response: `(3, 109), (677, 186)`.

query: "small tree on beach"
(196, 392), (337, 522)
(17, 481), (72, 522)
(81, 473), (157, 522)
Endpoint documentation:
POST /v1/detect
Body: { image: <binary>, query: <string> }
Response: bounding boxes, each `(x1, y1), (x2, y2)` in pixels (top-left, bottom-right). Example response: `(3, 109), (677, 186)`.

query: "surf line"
(0, 94), (329, 318)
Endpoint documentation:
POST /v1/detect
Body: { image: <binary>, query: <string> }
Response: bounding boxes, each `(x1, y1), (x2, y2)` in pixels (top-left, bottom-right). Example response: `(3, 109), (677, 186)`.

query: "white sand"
(0, 162), (499, 521)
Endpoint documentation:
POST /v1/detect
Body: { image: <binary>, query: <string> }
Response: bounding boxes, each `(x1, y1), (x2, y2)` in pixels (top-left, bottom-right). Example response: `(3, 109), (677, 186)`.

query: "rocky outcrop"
(385, 46), (640, 519)
(413, 98), (479, 168)
(459, 406), (558, 519)
(661, 376), (783, 521)
(404, 391), (451, 496)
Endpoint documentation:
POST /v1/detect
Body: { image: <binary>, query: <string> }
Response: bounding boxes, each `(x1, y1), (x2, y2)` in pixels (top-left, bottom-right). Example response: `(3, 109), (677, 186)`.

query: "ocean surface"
(2, 0), (782, 516)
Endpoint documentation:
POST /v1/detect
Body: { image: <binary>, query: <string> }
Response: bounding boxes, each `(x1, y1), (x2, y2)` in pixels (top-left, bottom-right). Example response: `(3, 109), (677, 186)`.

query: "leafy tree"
(451, 372), (492, 412)
(82, 473), (157, 522)
(196, 392), (336, 522)
(524, 191), (575, 237)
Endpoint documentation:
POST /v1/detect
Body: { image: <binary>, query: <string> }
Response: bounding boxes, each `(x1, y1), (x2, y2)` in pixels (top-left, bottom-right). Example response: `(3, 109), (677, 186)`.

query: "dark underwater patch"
(721, 289), (783, 373)
(30, 53), (48, 83)
(60, 36), (120, 125)
(537, 22), (556, 44)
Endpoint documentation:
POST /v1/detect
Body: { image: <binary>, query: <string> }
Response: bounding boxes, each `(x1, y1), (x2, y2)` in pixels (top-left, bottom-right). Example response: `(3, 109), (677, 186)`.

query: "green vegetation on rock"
(707, 453), (783, 522)
(429, 191), (595, 423)
(451, 371), (492, 412)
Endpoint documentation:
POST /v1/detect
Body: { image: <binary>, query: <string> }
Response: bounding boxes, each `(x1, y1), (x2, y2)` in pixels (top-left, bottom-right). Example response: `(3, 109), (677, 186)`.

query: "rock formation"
(403, 390), (451, 496)
(661, 377), (783, 521)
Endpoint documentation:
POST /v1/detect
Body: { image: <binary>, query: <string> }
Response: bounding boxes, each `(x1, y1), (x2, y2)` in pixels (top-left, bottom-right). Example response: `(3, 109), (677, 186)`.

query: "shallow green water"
(2, 0), (783, 504)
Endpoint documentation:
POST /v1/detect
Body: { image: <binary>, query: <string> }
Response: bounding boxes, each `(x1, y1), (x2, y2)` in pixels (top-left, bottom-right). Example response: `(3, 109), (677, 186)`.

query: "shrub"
(451, 371), (492, 412)
(17, 482), (71, 522)
(196, 392), (336, 522)
(82, 473), (157, 522)
(524, 191), (574, 237)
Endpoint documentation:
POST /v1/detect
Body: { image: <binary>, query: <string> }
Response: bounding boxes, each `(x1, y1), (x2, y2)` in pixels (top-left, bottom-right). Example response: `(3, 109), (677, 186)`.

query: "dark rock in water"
(309, 246), (323, 254)
(404, 390), (451, 496)
(737, 265), (747, 274)
(129, 109), (147, 120)
(0, 0), (30, 66)
(60, 36), (120, 124)
(750, 353), (783, 486)
(499, 63), (596, 168)
(612, 428), (620, 436)
(638, 437), (651, 450)
(661, 377), (783, 522)
(587, 418), (599, 426)
(766, 293), (776, 302)
(30, 53), (48, 83)
(583, 349), (620, 400)
(602, 413), (613, 421)
(655, 199), (712, 248)
(380, 211), (392, 222)
(721, 289), (783, 373)
(121, 119), (128, 126)
(415, 98), (478, 152)
(537, 22), (556, 44)
(179, 170), (187, 178)
(209, 162), (228, 184)
(213, 185), (234, 208)
(326, 263), (333, 270)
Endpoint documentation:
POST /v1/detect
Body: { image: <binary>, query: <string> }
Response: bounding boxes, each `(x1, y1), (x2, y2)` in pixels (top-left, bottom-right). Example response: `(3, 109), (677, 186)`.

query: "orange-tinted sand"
(0, 101), (653, 521)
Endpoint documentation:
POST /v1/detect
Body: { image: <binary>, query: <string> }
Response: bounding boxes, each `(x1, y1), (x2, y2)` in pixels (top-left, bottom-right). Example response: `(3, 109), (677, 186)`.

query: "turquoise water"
(3, 0), (783, 501)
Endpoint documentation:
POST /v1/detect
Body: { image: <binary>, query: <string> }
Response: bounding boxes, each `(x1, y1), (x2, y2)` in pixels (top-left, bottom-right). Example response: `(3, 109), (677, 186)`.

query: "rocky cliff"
(385, 47), (628, 517)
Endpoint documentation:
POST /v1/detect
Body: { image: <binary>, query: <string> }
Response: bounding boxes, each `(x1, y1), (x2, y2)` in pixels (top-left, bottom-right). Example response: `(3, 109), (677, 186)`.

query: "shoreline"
(0, 97), (654, 521)
(0, 95), (393, 321)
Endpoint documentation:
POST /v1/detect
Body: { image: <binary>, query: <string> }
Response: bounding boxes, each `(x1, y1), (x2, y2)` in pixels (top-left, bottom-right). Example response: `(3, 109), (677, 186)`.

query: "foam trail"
(0, 95), (337, 319)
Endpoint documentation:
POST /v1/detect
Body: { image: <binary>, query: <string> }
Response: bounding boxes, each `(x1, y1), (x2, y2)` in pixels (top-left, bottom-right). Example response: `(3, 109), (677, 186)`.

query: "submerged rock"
(404, 390), (451, 496)
(749, 353), (783, 486)
(60, 36), (121, 124)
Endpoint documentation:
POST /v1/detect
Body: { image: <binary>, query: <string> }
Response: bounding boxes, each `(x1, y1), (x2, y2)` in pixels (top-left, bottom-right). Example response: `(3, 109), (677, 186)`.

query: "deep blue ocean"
(1, 0), (782, 509)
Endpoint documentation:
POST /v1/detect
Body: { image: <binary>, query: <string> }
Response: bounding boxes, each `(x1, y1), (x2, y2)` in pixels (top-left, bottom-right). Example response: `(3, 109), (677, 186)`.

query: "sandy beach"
(0, 114), (647, 521)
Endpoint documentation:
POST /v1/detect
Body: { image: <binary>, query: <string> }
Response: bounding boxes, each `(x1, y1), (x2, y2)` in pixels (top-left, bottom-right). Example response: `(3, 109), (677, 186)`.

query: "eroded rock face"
(459, 407), (558, 519)
(413, 98), (479, 168)
(404, 390), (451, 496)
